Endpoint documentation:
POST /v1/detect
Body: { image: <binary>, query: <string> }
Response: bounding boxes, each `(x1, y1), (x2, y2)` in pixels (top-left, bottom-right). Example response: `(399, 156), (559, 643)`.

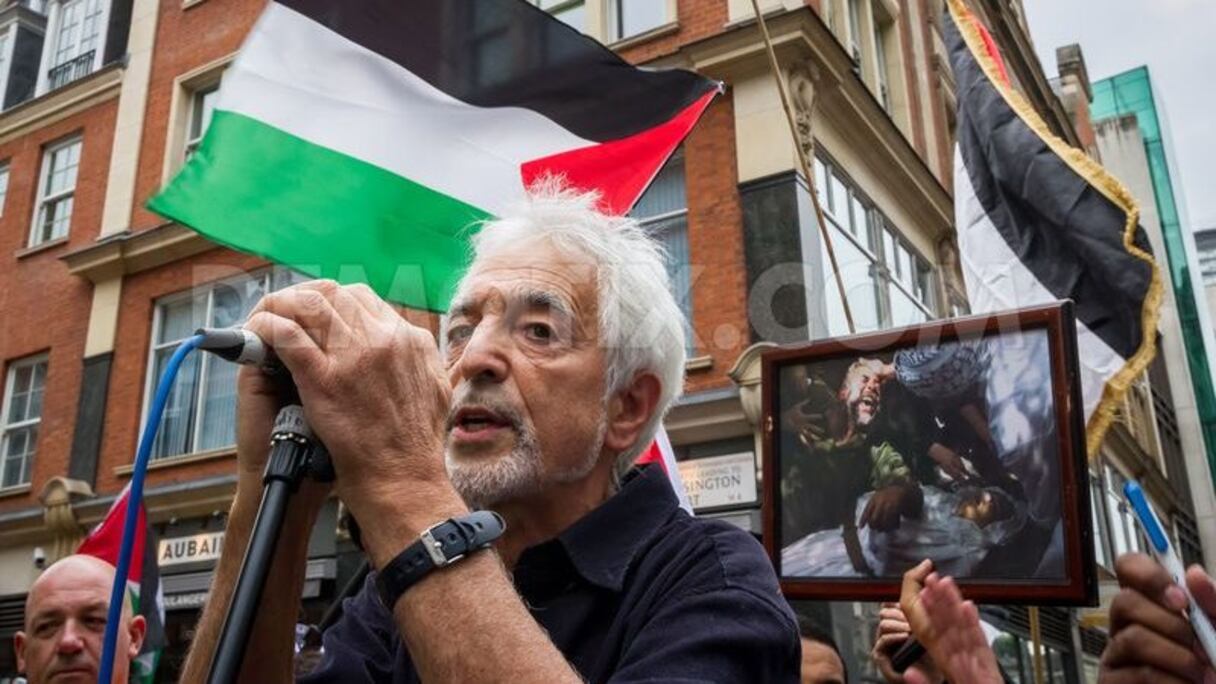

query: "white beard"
(445, 412), (608, 509)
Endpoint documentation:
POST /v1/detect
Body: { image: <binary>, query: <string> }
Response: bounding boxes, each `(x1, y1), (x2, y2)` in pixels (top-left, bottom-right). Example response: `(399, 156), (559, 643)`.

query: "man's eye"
(446, 324), (473, 346)
(524, 323), (553, 342)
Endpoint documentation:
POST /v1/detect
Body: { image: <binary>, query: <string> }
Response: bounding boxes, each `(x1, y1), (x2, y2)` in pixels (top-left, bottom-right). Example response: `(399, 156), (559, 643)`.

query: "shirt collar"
(552, 463), (680, 592)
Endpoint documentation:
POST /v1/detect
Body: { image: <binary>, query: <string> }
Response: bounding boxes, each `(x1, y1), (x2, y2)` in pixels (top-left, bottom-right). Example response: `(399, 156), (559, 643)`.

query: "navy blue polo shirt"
(299, 464), (800, 682)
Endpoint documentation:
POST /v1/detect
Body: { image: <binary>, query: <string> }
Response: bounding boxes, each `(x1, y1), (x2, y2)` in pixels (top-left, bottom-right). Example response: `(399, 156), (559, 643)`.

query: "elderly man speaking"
(182, 186), (799, 682)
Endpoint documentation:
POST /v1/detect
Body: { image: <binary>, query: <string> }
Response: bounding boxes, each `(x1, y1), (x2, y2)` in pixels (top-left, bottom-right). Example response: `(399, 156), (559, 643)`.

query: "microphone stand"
(207, 405), (334, 684)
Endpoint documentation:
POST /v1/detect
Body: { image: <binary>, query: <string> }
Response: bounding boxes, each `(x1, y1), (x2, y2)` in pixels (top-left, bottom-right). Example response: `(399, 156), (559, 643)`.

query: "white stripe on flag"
(218, 3), (597, 216)
(953, 146), (1123, 420)
(653, 426), (693, 513)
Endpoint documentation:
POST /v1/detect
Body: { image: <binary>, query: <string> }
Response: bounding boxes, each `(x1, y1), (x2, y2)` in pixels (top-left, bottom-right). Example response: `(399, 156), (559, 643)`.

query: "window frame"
(184, 81), (221, 160)
(28, 134), (82, 247)
(38, 0), (111, 94)
(162, 54), (233, 184)
(534, 0), (585, 29)
(0, 353), (49, 489)
(0, 160), (10, 218)
(814, 154), (937, 336)
(141, 268), (306, 460)
(631, 149), (695, 354)
(607, 0), (670, 42)
(0, 23), (17, 110)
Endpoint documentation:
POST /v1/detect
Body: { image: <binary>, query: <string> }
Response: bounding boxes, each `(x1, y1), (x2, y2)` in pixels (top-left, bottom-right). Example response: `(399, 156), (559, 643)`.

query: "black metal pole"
(207, 406), (320, 684)
(207, 478), (294, 683)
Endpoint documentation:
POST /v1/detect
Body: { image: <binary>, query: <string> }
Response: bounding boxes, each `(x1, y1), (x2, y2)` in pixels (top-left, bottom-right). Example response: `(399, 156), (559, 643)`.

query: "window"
(145, 269), (308, 459)
(0, 27), (11, 103)
(1, 355), (47, 488)
(845, 0), (862, 63)
(0, 163), (9, 217)
(872, 14), (891, 110)
(29, 136), (81, 247)
(185, 83), (220, 160)
(631, 151), (694, 353)
(815, 155), (935, 337)
(45, 0), (105, 90)
(1104, 465), (1145, 558)
(1089, 469), (1113, 570)
(533, 0), (585, 32)
(612, 0), (666, 40)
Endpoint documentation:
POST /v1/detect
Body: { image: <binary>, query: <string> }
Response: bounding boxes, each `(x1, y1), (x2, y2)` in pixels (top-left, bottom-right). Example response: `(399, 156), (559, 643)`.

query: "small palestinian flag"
(148, 0), (720, 312)
(944, 0), (1162, 457)
(77, 484), (166, 684)
(637, 426), (693, 513)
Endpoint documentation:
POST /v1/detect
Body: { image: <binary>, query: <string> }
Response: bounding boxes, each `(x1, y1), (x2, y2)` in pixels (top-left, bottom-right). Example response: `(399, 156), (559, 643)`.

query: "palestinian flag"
(148, 0), (721, 312)
(636, 426), (693, 513)
(77, 484), (166, 684)
(944, 0), (1162, 457)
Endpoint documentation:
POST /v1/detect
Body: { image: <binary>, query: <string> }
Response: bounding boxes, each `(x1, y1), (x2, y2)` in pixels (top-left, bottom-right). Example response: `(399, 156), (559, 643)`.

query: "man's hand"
(871, 602), (943, 684)
(861, 483), (923, 531)
(245, 280), (467, 565)
(1101, 553), (1213, 683)
(899, 560), (1001, 684)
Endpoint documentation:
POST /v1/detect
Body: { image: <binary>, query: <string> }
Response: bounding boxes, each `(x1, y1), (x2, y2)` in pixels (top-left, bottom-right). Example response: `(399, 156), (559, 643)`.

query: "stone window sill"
(115, 447), (235, 475)
(0, 483), (32, 500)
(16, 236), (68, 259)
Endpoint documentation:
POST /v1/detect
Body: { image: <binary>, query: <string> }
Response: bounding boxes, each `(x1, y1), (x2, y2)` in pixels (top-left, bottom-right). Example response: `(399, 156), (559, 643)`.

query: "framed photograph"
(762, 302), (1097, 605)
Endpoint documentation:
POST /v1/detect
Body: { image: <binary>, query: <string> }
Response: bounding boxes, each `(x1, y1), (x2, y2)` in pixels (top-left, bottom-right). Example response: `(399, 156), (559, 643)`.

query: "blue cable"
(99, 334), (205, 684)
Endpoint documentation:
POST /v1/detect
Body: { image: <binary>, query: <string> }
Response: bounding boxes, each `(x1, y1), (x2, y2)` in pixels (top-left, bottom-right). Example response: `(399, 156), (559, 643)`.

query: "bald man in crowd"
(14, 554), (146, 684)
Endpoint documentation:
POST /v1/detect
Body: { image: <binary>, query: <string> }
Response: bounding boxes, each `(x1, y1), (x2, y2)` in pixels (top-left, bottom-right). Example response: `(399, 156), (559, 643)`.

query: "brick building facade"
(0, 0), (1201, 681)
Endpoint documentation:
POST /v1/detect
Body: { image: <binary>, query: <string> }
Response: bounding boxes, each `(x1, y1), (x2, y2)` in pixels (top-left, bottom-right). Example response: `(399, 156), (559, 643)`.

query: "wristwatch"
(375, 510), (505, 609)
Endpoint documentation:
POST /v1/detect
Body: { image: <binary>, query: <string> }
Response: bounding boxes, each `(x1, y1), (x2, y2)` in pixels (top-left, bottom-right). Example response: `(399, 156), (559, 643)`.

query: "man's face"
(839, 359), (885, 430)
(14, 557), (142, 684)
(443, 241), (609, 507)
(800, 638), (846, 684)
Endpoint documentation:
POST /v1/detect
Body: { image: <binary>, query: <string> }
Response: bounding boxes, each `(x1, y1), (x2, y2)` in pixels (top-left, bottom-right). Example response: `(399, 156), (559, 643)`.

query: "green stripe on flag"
(148, 110), (490, 312)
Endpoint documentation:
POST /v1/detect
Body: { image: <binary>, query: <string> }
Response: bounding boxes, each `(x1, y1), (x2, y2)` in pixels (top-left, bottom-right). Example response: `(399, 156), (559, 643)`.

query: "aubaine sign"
(159, 531), (225, 567)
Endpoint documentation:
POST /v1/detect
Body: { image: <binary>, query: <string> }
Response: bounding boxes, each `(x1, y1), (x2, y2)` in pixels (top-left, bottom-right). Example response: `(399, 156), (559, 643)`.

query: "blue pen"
(1124, 480), (1216, 665)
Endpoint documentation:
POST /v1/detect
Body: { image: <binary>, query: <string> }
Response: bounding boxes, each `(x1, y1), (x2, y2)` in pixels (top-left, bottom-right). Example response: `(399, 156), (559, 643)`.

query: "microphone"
(195, 327), (285, 374)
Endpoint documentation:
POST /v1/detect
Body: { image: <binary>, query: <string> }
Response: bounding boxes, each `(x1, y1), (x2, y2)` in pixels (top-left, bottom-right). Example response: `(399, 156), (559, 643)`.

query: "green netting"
(1092, 66), (1216, 485)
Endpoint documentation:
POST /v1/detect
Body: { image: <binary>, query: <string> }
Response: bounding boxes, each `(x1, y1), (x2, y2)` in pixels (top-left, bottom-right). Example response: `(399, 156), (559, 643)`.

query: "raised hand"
(899, 560), (1001, 684)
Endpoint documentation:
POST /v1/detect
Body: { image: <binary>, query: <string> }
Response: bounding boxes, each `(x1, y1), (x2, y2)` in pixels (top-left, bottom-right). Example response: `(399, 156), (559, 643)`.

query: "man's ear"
(14, 632), (26, 673)
(127, 615), (147, 660)
(603, 372), (662, 454)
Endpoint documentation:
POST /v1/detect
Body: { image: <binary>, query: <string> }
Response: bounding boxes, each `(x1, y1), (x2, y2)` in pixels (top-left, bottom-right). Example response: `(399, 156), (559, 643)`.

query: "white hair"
(459, 181), (687, 480)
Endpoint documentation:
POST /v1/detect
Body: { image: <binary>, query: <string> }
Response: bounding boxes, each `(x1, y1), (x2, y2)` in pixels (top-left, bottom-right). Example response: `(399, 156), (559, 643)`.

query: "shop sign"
(159, 531), (225, 567)
(164, 591), (209, 611)
(677, 452), (757, 510)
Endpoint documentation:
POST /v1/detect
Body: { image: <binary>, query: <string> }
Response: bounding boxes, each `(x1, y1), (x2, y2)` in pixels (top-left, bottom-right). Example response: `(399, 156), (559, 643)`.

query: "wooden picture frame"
(762, 302), (1097, 605)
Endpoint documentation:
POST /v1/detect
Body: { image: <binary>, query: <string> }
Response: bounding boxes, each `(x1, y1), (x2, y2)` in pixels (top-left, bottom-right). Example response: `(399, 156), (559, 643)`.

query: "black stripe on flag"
(274, 0), (717, 144)
(946, 14), (1152, 360)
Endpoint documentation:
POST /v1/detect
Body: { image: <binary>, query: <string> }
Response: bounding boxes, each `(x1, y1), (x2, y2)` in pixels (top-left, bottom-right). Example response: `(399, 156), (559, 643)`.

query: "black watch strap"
(375, 510), (505, 609)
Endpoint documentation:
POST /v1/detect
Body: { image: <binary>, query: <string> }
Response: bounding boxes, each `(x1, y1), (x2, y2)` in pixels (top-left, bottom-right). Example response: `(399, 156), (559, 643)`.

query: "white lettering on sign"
(158, 531), (225, 567)
(676, 452), (757, 511)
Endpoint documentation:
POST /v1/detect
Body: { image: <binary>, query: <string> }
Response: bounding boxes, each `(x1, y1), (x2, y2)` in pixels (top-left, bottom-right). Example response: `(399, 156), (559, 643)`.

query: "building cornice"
(60, 222), (215, 283)
(0, 62), (122, 145)
(665, 7), (953, 234)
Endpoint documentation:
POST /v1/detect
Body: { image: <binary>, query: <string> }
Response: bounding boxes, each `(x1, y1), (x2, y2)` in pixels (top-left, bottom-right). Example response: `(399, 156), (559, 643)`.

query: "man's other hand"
(1100, 553), (1213, 683)
(871, 602), (943, 684)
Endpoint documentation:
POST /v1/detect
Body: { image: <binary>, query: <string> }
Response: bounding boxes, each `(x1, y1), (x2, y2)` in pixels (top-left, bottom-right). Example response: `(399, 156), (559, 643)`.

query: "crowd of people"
(9, 186), (1214, 682)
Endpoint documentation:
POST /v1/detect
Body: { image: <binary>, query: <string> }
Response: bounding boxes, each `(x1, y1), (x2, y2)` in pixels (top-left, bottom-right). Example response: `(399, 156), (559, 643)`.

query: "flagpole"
(749, 0), (856, 334)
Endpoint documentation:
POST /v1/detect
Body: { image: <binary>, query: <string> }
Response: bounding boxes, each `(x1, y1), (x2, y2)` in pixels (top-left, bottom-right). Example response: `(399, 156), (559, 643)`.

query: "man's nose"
(57, 621), (86, 654)
(455, 321), (510, 384)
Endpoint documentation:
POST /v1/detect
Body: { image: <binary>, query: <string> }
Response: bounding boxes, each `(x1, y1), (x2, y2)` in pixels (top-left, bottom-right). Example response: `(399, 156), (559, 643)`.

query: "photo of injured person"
(777, 328), (1066, 582)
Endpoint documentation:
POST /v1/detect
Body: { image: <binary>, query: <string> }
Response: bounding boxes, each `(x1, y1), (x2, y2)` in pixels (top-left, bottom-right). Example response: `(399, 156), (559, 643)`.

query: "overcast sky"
(1022, 0), (1216, 231)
